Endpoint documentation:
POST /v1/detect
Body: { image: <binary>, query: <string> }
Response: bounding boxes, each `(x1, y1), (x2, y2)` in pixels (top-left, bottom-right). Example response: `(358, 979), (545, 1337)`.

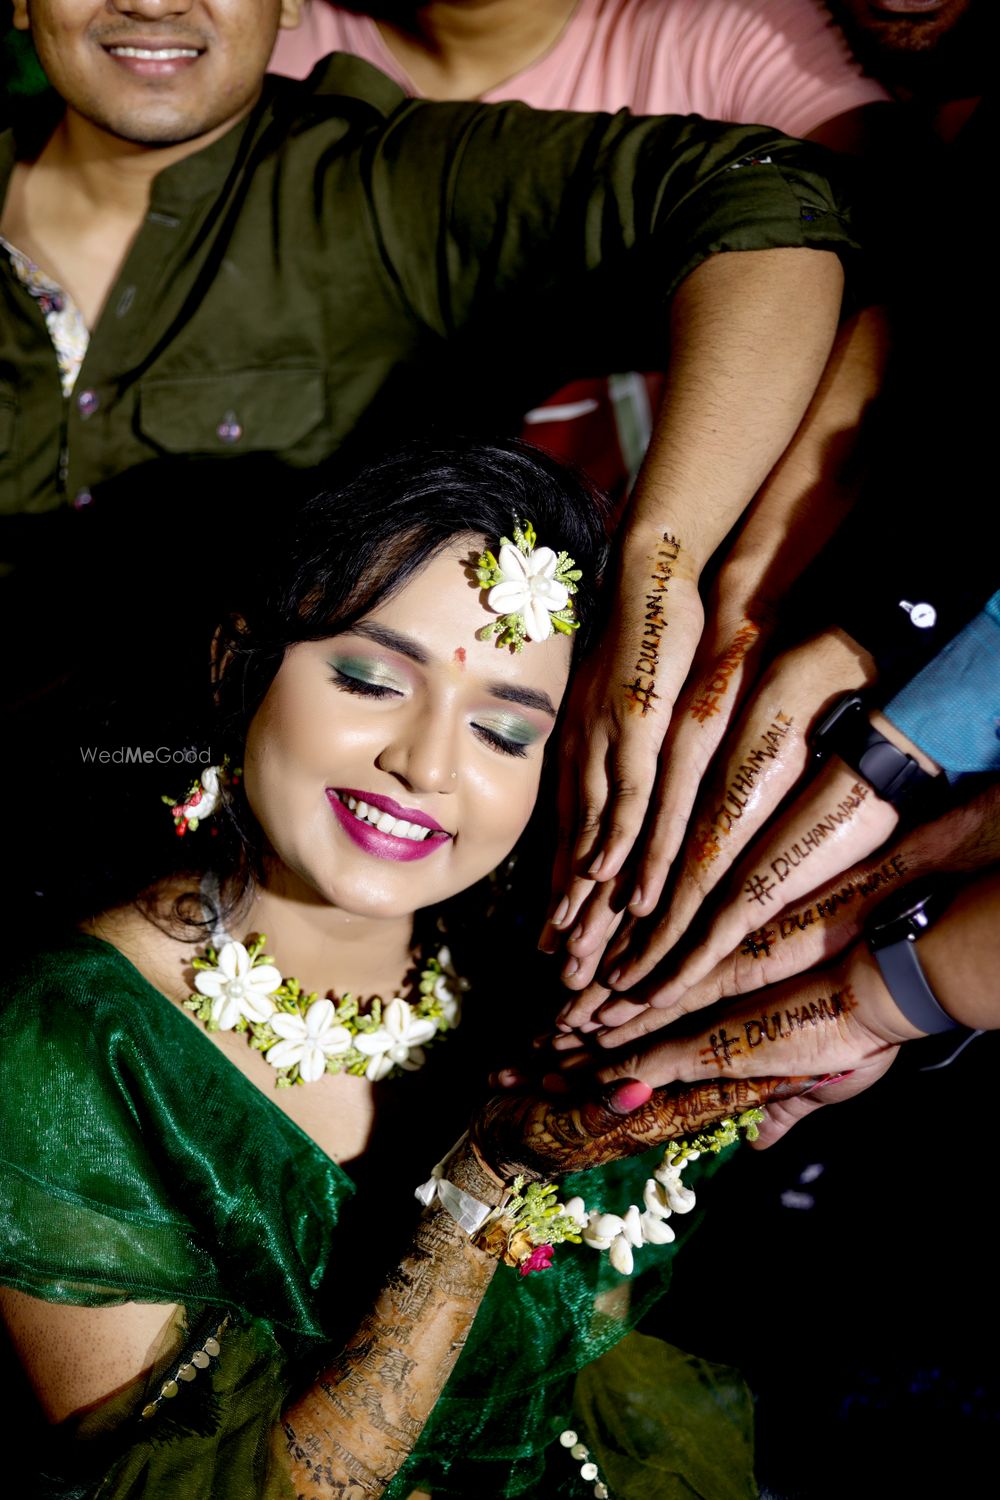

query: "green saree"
(0, 935), (749, 1498)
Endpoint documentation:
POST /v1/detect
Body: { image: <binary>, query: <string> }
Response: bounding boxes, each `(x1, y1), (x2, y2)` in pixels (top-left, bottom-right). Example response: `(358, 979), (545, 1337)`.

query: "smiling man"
(0, 0), (856, 509)
(0, 0), (861, 863)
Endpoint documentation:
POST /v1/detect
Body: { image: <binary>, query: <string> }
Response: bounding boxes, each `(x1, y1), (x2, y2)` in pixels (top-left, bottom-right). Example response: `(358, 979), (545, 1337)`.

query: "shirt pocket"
(137, 369), (327, 458)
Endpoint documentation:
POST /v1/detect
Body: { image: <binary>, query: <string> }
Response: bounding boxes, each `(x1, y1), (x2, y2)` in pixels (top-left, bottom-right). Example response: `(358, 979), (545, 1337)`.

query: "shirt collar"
(1, 56), (405, 221)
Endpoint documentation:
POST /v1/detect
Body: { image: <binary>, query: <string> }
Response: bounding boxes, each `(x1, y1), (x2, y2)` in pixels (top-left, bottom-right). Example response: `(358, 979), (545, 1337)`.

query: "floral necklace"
(186, 931), (467, 1087)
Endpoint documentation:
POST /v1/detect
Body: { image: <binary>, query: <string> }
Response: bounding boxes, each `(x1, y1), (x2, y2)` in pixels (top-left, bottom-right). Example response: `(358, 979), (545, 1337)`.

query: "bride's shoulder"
(1, 889), (199, 1027)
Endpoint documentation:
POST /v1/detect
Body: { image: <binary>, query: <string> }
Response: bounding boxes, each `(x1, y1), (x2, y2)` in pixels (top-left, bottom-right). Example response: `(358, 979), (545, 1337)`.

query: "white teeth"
(338, 794), (436, 842)
(109, 47), (200, 59)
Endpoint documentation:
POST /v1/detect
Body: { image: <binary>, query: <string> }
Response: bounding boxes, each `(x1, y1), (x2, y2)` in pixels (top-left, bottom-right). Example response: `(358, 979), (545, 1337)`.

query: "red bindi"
(453, 647), (466, 667)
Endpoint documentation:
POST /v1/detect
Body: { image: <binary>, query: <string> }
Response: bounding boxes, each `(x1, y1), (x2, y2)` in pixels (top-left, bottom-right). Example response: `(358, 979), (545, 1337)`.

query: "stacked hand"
(522, 786), (1000, 1147)
(550, 626), (888, 1010)
(471, 1073), (815, 1183)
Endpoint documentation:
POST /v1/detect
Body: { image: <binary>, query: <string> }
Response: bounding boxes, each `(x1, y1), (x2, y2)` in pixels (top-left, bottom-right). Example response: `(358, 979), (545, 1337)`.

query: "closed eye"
(471, 717), (544, 758)
(472, 724), (529, 758)
(330, 667), (404, 700)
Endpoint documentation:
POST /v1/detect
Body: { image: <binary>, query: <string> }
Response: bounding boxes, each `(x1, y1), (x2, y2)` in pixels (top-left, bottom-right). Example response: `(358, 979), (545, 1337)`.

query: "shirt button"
(73, 488), (94, 509)
(216, 412), (243, 444)
(900, 599), (937, 629)
(77, 389), (99, 419)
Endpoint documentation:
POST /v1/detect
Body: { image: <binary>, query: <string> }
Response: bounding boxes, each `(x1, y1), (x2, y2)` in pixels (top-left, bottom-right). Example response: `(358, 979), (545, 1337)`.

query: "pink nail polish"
(609, 1079), (653, 1113)
(800, 1069), (855, 1095)
(606, 967), (621, 988)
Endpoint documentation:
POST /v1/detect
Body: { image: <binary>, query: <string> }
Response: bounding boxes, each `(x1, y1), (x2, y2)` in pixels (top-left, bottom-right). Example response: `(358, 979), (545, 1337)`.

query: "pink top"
(270, 0), (888, 136)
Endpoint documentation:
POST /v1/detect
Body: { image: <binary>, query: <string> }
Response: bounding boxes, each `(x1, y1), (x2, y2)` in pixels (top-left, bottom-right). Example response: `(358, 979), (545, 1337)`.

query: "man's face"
(831, 0), (974, 56)
(14, 0), (298, 147)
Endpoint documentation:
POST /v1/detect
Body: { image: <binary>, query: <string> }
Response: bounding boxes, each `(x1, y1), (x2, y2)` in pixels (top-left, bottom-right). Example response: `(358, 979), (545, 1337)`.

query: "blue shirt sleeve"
(883, 590), (1000, 779)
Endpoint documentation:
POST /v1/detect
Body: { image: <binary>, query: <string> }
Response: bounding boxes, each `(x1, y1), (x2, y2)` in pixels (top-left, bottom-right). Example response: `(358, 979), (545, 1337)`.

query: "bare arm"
(282, 1072), (811, 1494)
(0, 1289), (179, 1423)
(548, 306), (889, 988)
(2, 1076), (809, 1495)
(548, 248), (845, 947)
(585, 867), (1000, 1148)
(281, 1144), (506, 1496)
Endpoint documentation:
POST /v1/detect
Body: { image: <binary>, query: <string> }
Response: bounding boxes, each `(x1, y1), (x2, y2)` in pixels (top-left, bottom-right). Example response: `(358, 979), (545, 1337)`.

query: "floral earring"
(163, 758), (241, 836)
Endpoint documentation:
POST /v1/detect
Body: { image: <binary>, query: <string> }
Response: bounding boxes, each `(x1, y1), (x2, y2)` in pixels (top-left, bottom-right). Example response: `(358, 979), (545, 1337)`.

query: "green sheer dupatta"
(392, 1145), (736, 1499)
(0, 936), (354, 1328)
(2, 934), (746, 1499)
(1, 936), (354, 1497)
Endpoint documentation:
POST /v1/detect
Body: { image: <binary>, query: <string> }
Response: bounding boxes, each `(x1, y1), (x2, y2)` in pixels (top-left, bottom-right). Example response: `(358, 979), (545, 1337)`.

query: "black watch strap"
(811, 693), (936, 806)
(870, 938), (959, 1034)
(865, 881), (959, 1034)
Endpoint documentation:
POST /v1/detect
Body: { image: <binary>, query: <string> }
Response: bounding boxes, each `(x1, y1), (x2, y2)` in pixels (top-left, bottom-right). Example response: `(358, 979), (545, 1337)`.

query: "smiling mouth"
(107, 46), (202, 59)
(333, 792), (447, 844)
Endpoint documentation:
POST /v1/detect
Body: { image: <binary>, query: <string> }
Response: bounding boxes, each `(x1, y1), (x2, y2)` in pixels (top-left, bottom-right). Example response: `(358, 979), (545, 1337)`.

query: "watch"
(864, 881), (958, 1034)
(810, 692), (936, 806)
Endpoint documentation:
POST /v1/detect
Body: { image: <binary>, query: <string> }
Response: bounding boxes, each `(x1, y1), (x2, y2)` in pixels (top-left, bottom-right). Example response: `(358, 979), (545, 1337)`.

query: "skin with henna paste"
(688, 623), (761, 724)
(693, 712), (795, 869)
(470, 1074), (811, 1182)
(284, 1140), (504, 1498)
(285, 1075), (809, 1496)
(744, 781), (871, 905)
(632, 758), (899, 1013)
(698, 986), (857, 1071)
(740, 854), (908, 959)
(623, 533), (680, 717)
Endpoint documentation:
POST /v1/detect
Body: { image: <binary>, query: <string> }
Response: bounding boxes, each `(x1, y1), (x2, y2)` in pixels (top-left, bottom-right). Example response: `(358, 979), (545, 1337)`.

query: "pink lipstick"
(326, 789), (452, 863)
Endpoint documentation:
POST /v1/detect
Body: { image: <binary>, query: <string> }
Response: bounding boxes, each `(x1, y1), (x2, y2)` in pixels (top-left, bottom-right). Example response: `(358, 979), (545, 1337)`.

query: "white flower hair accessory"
(476, 519), (582, 650)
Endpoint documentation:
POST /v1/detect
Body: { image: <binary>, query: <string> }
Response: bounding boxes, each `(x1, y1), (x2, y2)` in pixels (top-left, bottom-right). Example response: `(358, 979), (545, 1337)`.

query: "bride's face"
(242, 540), (574, 917)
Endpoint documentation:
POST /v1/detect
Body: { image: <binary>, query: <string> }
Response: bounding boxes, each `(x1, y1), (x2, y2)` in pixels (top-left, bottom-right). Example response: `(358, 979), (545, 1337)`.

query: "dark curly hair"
(20, 439), (610, 933)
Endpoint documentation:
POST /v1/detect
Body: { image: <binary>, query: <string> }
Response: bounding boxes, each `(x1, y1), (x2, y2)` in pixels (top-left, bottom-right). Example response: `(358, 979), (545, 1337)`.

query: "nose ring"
(449, 770), (458, 780)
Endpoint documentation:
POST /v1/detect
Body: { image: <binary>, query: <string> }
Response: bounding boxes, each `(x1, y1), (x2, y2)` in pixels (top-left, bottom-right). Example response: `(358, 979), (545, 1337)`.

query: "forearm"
(283, 1145), (504, 1497)
(876, 869), (1000, 1036)
(713, 305), (890, 622)
(623, 248), (845, 574)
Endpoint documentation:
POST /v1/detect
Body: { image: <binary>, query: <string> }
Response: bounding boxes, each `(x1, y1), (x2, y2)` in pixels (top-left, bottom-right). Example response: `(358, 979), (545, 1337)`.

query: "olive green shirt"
(0, 55), (856, 525)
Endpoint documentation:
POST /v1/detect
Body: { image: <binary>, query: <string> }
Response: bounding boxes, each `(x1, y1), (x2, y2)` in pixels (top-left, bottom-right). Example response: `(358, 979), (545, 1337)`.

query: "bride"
(0, 440), (788, 1498)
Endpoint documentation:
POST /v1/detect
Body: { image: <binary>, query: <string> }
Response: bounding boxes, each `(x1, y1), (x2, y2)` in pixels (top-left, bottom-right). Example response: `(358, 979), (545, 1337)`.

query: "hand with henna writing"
(601, 747), (912, 1023)
(554, 626), (885, 1019)
(543, 603), (767, 988)
(564, 869), (1000, 1145)
(543, 307), (890, 992)
(604, 781), (1000, 1048)
(566, 946), (912, 1144)
(539, 548), (705, 958)
(469, 1072), (812, 1185)
(532, 782), (1000, 1073)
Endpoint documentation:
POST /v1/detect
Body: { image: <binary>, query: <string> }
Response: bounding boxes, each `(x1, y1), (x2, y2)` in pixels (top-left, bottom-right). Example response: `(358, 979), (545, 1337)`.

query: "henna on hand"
(284, 1195), (498, 1496)
(471, 1075), (812, 1183)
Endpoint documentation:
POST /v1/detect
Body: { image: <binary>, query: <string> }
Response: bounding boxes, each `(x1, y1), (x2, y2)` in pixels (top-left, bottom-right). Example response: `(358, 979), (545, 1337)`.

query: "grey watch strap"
(873, 937), (959, 1034)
